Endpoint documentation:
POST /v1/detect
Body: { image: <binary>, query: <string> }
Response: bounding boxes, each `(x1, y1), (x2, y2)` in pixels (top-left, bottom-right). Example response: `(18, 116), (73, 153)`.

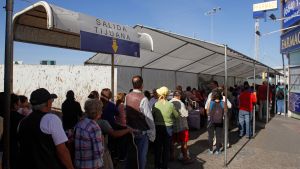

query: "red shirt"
(239, 91), (257, 112)
(258, 84), (272, 101)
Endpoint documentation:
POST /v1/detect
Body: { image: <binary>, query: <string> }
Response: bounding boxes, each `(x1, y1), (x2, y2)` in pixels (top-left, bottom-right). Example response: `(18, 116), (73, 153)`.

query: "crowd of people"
(0, 75), (287, 169)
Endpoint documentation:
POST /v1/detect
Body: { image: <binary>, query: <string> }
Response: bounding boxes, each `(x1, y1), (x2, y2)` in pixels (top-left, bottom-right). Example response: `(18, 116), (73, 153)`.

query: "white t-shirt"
(40, 113), (68, 146)
(205, 93), (232, 110)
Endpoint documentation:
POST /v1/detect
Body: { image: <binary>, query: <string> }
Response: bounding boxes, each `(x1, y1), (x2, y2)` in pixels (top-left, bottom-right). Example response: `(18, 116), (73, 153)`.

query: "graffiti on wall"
(289, 92), (300, 114)
(0, 65), (115, 109)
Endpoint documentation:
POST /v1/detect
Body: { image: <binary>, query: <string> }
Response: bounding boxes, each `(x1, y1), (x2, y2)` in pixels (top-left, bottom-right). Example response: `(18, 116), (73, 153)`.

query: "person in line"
(205, 81), (232, 148)
(206, 88), (225, 155)
(74, 98), (104, 169)
(88, 90), (100, 100)
(97, 118), (134, 167)
(152, 86), (179, 169)
(101, 88), (118, 127)
(125, 75), (155, 169)
(205, 81), (232, 111)
(115, 92), (126, 127)
(170, 90), (193, 164)
(18, 88), (74, 169)
(149, 88), (158, 110)
(62, 90), (83, 131)
(18, 95), (32, 116)
(276, 83), (285, 115)
(9, 94), (25, 169)
(257, 81), (272, 120)
(101, 88), (119, 159)
(115, 92), (128, 161)
(176, 85), (186, 104)
(144, 90), (151, 101)
(238, 81), (257, 138)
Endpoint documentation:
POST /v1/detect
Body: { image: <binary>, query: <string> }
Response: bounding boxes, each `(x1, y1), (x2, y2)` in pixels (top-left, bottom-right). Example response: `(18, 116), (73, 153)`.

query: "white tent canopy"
(86, 25), (280, 78)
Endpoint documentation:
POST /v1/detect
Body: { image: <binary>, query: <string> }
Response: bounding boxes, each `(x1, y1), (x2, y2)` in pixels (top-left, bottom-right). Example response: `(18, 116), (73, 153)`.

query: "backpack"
(276, 88), (284, 100)
(209, 101), (224, 124)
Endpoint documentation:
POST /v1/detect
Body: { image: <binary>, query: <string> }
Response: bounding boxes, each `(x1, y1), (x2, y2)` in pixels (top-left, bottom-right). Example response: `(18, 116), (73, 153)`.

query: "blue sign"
(289, 92), (300, 114)
(280, 26), (300, 53)
(283, 0), (300, 28)
(253, 11), (266, 19)
(80, 31), (140, 57)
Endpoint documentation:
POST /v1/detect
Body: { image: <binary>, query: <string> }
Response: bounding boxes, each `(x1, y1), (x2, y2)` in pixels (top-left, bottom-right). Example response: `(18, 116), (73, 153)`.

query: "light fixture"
(269, 13), (276, 20)
(255, 31), (261, 36)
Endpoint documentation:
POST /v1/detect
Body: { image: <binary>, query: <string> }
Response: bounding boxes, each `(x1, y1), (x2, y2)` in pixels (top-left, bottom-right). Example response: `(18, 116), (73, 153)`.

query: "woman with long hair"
(152, 86), (179, 169)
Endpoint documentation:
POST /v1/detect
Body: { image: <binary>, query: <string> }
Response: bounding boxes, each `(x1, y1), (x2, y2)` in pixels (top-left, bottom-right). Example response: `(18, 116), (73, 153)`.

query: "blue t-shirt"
(102, 101), (118, 127)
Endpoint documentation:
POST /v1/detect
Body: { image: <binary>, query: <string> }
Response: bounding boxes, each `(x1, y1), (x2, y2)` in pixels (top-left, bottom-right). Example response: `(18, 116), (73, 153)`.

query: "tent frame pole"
(175, 71), (177, 87)
(253, 62), (256, 137)
(274, 75), (277, 115)
(224, 45), (228, 167)
(282, 54), (287, 117)
(111, 54), (115, 101)
(266, 68), (270, 123)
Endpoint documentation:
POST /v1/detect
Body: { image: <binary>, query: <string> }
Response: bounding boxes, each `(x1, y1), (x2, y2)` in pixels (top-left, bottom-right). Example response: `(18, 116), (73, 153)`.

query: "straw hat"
(156, 86), (169, 97)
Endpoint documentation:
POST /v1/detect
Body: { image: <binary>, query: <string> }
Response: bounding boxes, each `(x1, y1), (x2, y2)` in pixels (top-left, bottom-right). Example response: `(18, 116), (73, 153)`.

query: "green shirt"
(152, 100), (179, 126)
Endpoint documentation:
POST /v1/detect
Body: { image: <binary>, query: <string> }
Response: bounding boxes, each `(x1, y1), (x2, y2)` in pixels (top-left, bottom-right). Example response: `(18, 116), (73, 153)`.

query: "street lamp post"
(205, 7), (221, 41)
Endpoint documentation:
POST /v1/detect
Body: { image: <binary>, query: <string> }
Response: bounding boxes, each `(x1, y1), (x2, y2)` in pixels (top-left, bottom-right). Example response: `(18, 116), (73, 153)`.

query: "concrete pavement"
(165, 115), (300, 169)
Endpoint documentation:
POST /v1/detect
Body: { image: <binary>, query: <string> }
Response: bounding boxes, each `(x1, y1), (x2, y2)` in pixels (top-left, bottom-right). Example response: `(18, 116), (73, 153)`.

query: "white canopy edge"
(85, 25), (281, 78)
(13, 1), (153, 51)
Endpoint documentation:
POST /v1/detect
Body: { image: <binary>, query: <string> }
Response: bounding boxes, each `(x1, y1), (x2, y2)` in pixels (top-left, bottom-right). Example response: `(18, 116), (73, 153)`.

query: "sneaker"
(214, 150), (222, 155)
(208, 149), (213, 155)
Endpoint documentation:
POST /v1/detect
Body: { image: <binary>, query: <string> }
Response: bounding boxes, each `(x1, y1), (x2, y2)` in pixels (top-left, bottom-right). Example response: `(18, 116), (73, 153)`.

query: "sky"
(0, 0), (284, 67)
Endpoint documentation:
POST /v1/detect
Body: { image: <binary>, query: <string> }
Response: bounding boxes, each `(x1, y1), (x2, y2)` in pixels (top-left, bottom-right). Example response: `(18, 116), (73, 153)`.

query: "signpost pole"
(4, 0), (14, 168)
(255, 19), (260, 61)
(111, 54), (115, 102)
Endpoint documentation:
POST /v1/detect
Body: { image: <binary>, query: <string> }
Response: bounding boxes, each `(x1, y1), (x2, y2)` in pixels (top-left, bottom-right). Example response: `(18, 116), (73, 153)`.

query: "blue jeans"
(134, 133), (149, 169)
(277, 99), (284, 113)
(239, 110), (251, 137)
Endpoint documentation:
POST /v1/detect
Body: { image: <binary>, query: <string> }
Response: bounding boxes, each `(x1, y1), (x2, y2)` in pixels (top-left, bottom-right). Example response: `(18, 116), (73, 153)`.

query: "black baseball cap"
(30, 88), (57, 105)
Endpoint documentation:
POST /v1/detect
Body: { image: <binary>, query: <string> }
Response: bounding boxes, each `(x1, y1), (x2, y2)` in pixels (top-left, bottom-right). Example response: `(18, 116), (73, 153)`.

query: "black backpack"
(276, 88), (284, 100)
(209, 101), (224, 124)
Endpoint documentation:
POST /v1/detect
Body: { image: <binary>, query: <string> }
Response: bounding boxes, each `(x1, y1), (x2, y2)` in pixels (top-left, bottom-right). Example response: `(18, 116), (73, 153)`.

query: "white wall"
(116, 67), (199, 93)
(0, 65), (115, 109)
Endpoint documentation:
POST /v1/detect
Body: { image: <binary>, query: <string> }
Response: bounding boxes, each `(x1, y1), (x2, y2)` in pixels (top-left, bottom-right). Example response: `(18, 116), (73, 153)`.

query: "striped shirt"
(75, 118), (104, 169)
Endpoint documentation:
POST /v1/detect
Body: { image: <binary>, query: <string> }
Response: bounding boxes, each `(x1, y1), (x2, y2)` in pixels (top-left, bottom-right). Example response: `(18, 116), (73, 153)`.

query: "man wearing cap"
(125, 75), (155, 169)
(18, 88), (74, 169)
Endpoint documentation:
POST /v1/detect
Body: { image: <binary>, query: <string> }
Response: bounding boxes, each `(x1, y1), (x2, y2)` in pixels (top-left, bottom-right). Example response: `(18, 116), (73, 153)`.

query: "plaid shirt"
(75, 118), (104, 169)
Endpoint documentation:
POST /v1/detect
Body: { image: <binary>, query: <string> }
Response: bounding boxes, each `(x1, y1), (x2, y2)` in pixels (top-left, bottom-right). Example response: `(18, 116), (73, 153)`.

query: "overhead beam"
(141, 42), (189, 68)
(176, 52), (216, 71)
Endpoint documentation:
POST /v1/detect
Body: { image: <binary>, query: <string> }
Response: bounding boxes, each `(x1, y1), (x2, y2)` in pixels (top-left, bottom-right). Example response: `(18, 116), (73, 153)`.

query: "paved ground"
(145, 115), (300, 169)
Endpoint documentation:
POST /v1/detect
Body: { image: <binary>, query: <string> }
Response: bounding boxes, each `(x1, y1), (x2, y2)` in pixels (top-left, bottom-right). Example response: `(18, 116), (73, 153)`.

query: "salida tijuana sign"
(80, 14), (140, 57)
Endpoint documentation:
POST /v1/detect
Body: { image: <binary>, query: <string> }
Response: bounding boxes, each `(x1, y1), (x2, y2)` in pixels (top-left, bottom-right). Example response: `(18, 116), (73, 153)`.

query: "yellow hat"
(156, 86), (169, 97)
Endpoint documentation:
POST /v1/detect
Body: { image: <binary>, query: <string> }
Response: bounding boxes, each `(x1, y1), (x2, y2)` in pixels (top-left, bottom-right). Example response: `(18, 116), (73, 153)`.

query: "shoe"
(245, 136), (251, 139)
(277, 112), (281, 115)
(208, 149), (213, 155)
(214, 150), (222, 155)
